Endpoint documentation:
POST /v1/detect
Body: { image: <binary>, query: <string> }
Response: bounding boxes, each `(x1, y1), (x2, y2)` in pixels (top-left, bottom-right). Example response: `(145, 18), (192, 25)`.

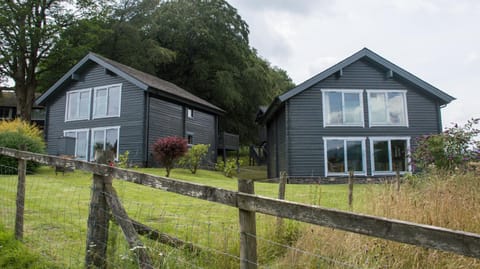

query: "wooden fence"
(1, 147), (480, 269)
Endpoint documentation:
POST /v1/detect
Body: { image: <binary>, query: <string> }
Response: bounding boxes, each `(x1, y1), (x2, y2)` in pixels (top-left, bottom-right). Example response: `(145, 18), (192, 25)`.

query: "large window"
(324, 137), (366, 176)
(370, 137), (410, 175)
(65, 89), (91, 121)
(323, 89), (364, 127)
(90, 126), (120, 161)
(93, 84), (121, 119)
(367, 90), (408, 126)
(64, 129), (89, 160)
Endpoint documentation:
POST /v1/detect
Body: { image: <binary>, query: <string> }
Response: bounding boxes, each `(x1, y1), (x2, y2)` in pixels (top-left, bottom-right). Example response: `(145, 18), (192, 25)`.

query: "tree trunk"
(15, 83), (35, 122)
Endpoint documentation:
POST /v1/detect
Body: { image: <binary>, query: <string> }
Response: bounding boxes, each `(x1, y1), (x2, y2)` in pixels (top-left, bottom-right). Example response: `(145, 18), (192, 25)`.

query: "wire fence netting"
(0, 164), (359, 268)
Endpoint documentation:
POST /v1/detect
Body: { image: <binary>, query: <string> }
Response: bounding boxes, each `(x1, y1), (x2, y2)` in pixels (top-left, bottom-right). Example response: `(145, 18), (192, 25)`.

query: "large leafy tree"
(38, 0), (294, 143)
(0, 0), (103, 121)
(152, 0), (294, 143)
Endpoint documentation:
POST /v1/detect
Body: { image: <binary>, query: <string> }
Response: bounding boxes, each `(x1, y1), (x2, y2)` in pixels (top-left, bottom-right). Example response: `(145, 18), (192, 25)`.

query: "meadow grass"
(1, 166), (477, 268)
(0, 166), (372, 268)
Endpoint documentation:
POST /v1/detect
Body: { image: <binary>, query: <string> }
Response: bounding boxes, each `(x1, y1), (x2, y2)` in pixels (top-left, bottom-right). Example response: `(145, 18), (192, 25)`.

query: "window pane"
(391, 140), (407, 171)
(327, 140), (344, 173)
(106, 128), (118, 158)
(93, 130), (104, 150)
(79, 92), (90, 119)
(95, 89), (107, 117)
(68, 92), (79, 119)
(344, 93), (361, 124)
(108, 87), (120, 116)
(325, 92), (342, 124)
(76, 131), (88, 160)
(373, 141), (389, 171)
(370, 93), (387, 123)
(387, 92), (406, 124)
(346, 141), (363, 172)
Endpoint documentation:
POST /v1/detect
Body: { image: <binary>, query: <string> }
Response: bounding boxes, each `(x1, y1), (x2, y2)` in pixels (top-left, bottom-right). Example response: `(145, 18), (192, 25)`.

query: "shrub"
(179, 144), (209, 174)
(0, 119), (45, 174)
(117, 150), (130, 168)
(215, 158), (242, 177)
(412, 118), (480, 172)
(152, 136), (188, 177)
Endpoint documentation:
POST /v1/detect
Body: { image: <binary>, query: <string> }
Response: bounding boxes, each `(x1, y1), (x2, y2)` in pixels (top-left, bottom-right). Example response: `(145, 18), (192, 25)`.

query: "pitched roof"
(1, 88), (43, 108)
(36, 52), (224, 114)
(259, 47), (455, 123)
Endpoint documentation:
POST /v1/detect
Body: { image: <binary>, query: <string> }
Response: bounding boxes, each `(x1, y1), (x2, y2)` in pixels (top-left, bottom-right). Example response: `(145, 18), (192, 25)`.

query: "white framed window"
(186, 132), (194, 145)
(323, 137), (367, 177)
(322, 89), (364, 127)
(65, 89), (91, 121)
(64, 129), (90, 160)
(187, 108), (194, 119)
(93, 84), (122, 119)
(367, 90), (408, 127)
(369, 137), (411, 175)
(90, 126), (120, 161)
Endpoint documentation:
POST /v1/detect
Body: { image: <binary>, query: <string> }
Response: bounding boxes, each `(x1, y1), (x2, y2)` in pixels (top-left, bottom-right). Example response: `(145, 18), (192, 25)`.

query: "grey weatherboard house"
(257, 48), (455, 179)
(37, 52), (224, 166)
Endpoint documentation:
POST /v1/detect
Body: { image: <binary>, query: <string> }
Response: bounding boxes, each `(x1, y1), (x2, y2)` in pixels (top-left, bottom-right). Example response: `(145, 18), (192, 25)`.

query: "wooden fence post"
(348, 171), (354, 210)
(238, 179), (257, 269)
(15, 145), (27, 240)
(396, 168), (401, 192)
(85, 174), (110, 269)
(276, 172), (287, 234)
(103, 179), (153, 269)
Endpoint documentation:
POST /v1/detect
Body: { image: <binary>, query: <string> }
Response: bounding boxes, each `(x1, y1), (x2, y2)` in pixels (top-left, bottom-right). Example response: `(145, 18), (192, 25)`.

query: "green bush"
(0, 120), (45, 174)
(215, 158), (242, 177)
(179, 144), (209, 174)
(412, 118), (480, 172)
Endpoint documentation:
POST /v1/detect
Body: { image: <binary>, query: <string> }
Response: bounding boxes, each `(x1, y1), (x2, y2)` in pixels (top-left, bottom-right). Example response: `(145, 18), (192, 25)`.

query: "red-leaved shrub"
(152, 136), (188, 177)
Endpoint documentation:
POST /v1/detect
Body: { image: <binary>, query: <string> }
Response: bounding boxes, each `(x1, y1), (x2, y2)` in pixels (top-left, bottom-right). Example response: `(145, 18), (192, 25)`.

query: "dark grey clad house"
(36, 52), (224, 166)
(257, 48), (455, 179)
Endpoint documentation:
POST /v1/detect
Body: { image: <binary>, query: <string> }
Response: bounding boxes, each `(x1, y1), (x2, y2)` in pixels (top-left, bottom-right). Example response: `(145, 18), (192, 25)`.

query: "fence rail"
(1, 147), (479, 268)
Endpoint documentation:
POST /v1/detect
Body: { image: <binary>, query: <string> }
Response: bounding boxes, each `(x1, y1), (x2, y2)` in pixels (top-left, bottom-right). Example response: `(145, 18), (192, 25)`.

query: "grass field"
(0, 165), (375, 268)
(0, 166), (479, 268)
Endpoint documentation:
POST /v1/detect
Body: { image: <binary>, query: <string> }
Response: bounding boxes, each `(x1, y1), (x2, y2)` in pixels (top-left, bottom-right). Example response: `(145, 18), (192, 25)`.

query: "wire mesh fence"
(0, 163), (365, 268)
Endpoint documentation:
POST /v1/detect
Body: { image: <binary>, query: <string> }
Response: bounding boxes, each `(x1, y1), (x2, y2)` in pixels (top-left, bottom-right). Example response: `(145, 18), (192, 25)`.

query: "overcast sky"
(229, 0), (480, 127)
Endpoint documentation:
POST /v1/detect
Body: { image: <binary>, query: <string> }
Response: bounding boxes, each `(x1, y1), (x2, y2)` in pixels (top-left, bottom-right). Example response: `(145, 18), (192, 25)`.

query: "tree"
(152, 136), (188, 177)
(412, 118), (480, 172)
(152, 0), (294, 143)
(0, 0), (101, 121)
(37, 0), (176, 92)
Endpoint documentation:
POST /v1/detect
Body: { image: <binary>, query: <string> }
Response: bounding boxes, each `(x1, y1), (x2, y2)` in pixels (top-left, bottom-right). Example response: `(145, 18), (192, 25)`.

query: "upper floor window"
(322, 89), (364, 127)
(367, 90), (408, 126)
(65, 89), (91, 121)
(93, 84), (121, 119)
(187, 108), (194, 119)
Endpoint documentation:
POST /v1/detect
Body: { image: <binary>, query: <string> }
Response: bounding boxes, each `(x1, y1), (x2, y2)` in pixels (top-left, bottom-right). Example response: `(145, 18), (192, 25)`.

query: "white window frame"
(366, 90), (409, 127)
(65, 88), (91, 122)
(63, 129), (90, 160)
(187, 108), (194, 119)
(92, 84), (122, 119)
(369, 136), (411, 176)
(322, 89), (364, 127)
(90, 126), (121, 161)
(323, 137), (367, 177)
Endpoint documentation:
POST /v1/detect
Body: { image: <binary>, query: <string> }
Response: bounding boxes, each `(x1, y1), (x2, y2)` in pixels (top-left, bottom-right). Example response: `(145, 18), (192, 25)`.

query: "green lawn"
(0, 166), (376, 268)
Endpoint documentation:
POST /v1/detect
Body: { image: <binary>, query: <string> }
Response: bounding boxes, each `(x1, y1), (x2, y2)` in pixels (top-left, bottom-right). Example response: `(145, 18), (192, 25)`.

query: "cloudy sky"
(229, 0), (480, 127)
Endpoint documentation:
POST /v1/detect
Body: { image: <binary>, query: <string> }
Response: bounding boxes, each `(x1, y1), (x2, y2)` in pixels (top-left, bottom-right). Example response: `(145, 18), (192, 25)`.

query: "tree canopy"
(38, 0), (295, 144)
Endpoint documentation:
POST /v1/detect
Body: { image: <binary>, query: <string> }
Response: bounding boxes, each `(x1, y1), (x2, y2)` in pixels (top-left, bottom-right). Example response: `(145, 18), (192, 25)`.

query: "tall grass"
(274, 170), (480, 268)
